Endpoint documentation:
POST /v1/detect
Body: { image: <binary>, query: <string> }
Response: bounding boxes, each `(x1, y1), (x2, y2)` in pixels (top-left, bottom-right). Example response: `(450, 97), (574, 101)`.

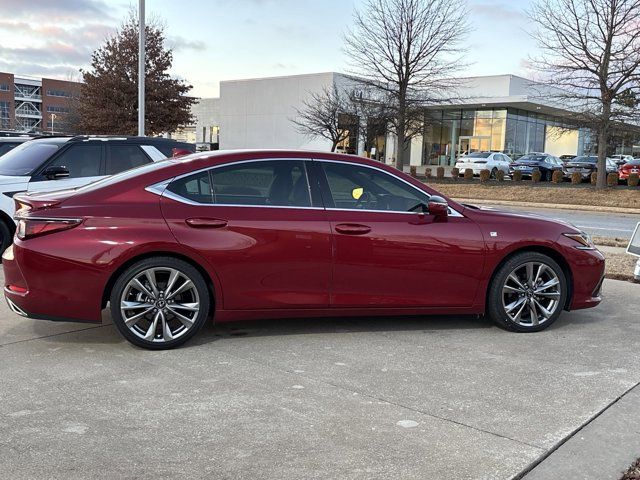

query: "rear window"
(572, 156), (597, 163)
(463, 152), (491, 158)
(0, 141), (60, 176)
(518, 154), (547, 162)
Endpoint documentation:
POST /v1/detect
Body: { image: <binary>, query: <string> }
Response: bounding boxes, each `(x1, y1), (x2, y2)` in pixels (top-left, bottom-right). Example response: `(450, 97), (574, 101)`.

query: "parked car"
(454, 151), (512, 177)
(618, 159), (640, 181)
(610, 154), (635, 166)
(0, 136), (31, 157)
(0, 135), (195, 252)
(509, 153), (564, 180)
(562, 155), (618, 180)
(3, 150), (605, 349)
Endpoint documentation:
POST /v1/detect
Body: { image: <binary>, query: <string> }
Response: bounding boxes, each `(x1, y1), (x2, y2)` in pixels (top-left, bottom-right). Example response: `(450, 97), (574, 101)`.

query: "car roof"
(0, 136), (31, 142)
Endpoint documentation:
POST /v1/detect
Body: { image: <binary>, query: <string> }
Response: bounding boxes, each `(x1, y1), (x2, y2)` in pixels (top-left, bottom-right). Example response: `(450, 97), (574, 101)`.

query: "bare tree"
(344, 0), (467, 170)
(530, 0), (640, 189)
(291, 84), (359, 152)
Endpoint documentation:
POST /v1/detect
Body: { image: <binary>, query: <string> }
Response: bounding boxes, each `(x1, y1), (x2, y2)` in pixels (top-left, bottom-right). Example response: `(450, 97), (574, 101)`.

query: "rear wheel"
(487, 252), (567, 332)
(110, 257), (211, 349)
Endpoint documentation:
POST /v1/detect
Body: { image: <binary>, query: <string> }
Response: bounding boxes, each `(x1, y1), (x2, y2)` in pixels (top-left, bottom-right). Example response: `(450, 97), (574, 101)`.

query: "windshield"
(0, 141), (60, 176)
(463, 152), (490, 158)
(571, 156), (597, 163)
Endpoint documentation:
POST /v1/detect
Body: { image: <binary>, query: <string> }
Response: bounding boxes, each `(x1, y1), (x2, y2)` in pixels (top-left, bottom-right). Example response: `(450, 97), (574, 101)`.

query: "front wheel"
(487, 252), (567, 332)
(110, 257), (211, 349)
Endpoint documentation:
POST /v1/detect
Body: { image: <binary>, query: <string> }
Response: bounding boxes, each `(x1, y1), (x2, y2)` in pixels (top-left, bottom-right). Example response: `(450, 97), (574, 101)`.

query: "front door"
(160, 158), (332, 311)
(316, 160), (485, 308)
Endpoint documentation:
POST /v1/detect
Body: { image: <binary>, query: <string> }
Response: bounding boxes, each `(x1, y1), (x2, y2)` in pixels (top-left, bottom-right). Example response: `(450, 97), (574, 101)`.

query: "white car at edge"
(455, 151), (513, 177)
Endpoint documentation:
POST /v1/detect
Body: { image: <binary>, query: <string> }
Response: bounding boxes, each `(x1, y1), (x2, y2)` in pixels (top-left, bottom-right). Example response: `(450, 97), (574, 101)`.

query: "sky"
(0, 0), (538, 98)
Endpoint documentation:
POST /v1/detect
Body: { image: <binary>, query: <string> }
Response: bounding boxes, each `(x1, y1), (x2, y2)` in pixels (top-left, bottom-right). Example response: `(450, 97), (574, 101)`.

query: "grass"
(602, 251), (638, 283)
(426, 181), (640, 210)
(593, 236), (630, 248)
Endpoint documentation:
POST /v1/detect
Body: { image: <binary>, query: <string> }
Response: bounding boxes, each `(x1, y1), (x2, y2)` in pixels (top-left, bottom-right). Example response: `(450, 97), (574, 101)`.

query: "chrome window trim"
(145, 157), (464, 217)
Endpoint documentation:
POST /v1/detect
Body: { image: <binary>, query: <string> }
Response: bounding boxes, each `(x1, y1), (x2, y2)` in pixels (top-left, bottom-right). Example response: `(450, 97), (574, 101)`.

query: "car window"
(0, 141), (60, 176)
(0, 143), (19, 157)
(107, 145), (151, 175)
(211, 160), (311, 207)
(48, 144), (101, 178)
(166, 170), (213, 204)
(321, 161), (429, 212)
(464, 152), (491, 158)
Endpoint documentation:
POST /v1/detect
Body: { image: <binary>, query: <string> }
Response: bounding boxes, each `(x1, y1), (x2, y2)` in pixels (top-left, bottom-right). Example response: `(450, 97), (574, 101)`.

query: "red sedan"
(3, 151), (605, 349)
(619, 159), (640, 181)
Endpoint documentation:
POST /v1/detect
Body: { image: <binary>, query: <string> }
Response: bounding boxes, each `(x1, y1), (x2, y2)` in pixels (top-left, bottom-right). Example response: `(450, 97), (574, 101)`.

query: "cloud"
(1, 0), (114, 21)
(471, 1), (525, 20)
(167, 36), (207, 52)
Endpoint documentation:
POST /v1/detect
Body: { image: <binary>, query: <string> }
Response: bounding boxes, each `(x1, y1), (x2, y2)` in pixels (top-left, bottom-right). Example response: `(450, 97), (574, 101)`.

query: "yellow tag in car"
(352, 187), (363, 200)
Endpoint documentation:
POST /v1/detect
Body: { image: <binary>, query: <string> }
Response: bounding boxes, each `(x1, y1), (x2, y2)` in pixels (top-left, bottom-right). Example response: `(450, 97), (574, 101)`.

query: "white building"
(189, 72), (639, 163)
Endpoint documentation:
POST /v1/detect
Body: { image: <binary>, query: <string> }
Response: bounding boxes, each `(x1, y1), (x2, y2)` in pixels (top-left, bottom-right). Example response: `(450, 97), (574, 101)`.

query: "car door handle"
(334, 223), (371, 235)
(185, 218), (228, 229)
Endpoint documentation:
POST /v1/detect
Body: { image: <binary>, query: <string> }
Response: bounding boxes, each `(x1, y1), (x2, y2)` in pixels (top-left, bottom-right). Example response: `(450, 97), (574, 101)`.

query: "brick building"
(0, 72), (81, 134)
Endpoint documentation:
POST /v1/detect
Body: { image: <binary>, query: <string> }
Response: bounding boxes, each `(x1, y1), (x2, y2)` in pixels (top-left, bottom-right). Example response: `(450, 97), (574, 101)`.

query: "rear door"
(105, 143), (154, 175)
(28, 142), (105, 193)
(160, 158), (332, 310)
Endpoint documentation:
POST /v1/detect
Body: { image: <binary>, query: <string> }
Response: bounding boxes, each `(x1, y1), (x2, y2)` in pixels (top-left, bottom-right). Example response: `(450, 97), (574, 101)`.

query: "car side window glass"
(321, 162), (429, 212)
(210, 160), (311, 207)
(167, 170), (213, 204)
(47, 144), (101, 178)
(107, 145), (151, 175)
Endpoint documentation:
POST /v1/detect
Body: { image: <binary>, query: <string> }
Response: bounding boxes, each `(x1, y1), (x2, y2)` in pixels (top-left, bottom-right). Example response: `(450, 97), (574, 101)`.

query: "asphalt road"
(1, 273), (639, 479)
(491, 204), (639, 240)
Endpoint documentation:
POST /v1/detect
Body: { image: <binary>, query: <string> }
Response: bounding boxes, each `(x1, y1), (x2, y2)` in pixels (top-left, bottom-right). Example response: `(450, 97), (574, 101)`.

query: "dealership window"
(321, 161), (429, 212)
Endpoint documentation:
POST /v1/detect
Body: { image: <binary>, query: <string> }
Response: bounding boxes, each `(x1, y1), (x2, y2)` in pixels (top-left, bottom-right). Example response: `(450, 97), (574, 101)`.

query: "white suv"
(0, 136), (194, 252)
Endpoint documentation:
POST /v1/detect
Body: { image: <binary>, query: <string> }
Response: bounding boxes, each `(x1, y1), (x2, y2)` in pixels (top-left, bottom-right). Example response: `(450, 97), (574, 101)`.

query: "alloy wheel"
(120, 267), (200, 343)
(501, 261), (561, 327)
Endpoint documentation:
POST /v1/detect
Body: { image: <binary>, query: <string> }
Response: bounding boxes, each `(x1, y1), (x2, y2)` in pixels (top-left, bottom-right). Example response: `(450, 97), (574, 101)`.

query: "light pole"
(50, 113), (57, 134)
(138, 0), (145, 136)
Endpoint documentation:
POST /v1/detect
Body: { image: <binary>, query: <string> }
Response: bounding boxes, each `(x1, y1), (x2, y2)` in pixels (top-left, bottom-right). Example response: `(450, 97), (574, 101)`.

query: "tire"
(110, 257), (211, 349)
(0, 220), (12, 261)
(487, 251), (567, 332)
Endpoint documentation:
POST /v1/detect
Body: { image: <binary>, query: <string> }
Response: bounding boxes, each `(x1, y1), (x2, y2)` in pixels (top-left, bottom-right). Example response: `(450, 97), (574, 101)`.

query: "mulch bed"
(621, 458), (640, 480)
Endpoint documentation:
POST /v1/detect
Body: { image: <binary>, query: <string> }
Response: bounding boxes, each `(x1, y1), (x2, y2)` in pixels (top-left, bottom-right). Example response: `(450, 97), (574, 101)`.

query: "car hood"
(0, 175), (29, 187)
(462, 203), (580, 233)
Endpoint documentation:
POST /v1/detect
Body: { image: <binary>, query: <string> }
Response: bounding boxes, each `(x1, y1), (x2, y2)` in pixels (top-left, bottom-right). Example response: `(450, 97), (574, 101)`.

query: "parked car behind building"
(0, 136), (195, 252)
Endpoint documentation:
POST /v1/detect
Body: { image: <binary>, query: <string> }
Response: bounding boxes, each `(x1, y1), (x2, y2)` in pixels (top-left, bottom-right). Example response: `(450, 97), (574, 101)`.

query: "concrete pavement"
(1, 275), (639, 479)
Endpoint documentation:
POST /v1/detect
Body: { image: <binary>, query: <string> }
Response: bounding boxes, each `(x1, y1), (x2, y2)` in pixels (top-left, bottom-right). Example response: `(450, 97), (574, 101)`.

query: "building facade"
(190, 72), (640, 164)
(0, 72), (81, 134)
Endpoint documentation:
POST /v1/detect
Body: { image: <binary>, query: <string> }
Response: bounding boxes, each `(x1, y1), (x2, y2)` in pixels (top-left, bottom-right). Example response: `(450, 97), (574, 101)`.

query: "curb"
(452, 198), (640, 215)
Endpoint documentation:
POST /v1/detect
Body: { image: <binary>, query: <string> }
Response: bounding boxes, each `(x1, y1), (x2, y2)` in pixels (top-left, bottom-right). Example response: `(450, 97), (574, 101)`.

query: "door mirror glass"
(43, 165), (70, 180)
(428, 195), (449, 218)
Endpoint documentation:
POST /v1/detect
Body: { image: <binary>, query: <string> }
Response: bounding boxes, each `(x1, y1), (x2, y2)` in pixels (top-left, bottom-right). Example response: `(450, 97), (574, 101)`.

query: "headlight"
(563, 232), (595, 250)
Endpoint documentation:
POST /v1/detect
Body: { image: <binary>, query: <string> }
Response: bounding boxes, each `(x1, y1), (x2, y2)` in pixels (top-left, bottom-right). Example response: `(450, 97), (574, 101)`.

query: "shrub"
(551, 170), (564, 183)
(531, 168), (541, 183)
(451, 167), (460, 179)
(607, 172), (618, 187)
(425, 168), (432, 179)
(590, 172), (597, 185)
(629, 173), (640, 187)
(479, 169), (490, 183)
(496, 169), (505, 181)
(512, 170), (522, 182)
(436, 166), (445, 179)
(571, 172), (582, 184)
(410, 166), (417, 177)
(464, 168), (473, 180)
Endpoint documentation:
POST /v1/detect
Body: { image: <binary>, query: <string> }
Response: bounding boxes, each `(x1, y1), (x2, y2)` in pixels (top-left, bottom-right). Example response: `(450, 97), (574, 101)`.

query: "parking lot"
(0, 273), (638, 479)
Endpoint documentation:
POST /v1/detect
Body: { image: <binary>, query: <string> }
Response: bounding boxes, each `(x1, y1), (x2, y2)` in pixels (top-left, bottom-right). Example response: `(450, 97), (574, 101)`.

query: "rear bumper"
(2, 243), (105, 323)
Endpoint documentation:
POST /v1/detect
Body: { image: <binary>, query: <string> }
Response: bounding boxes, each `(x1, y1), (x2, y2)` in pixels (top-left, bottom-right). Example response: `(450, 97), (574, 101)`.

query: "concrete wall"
(192, 98), (221, 143)
(218, 72), (337, 151)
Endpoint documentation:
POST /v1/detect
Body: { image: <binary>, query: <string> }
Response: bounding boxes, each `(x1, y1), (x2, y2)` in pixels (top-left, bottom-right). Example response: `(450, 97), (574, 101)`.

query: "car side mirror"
(428, 195), (449, 218)
(43, 165), (70, 180)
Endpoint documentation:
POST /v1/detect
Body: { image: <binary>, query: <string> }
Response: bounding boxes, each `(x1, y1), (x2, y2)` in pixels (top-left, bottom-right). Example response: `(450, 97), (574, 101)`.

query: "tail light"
(171, 148), (193, 158)
(16, 217), (82, 240)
